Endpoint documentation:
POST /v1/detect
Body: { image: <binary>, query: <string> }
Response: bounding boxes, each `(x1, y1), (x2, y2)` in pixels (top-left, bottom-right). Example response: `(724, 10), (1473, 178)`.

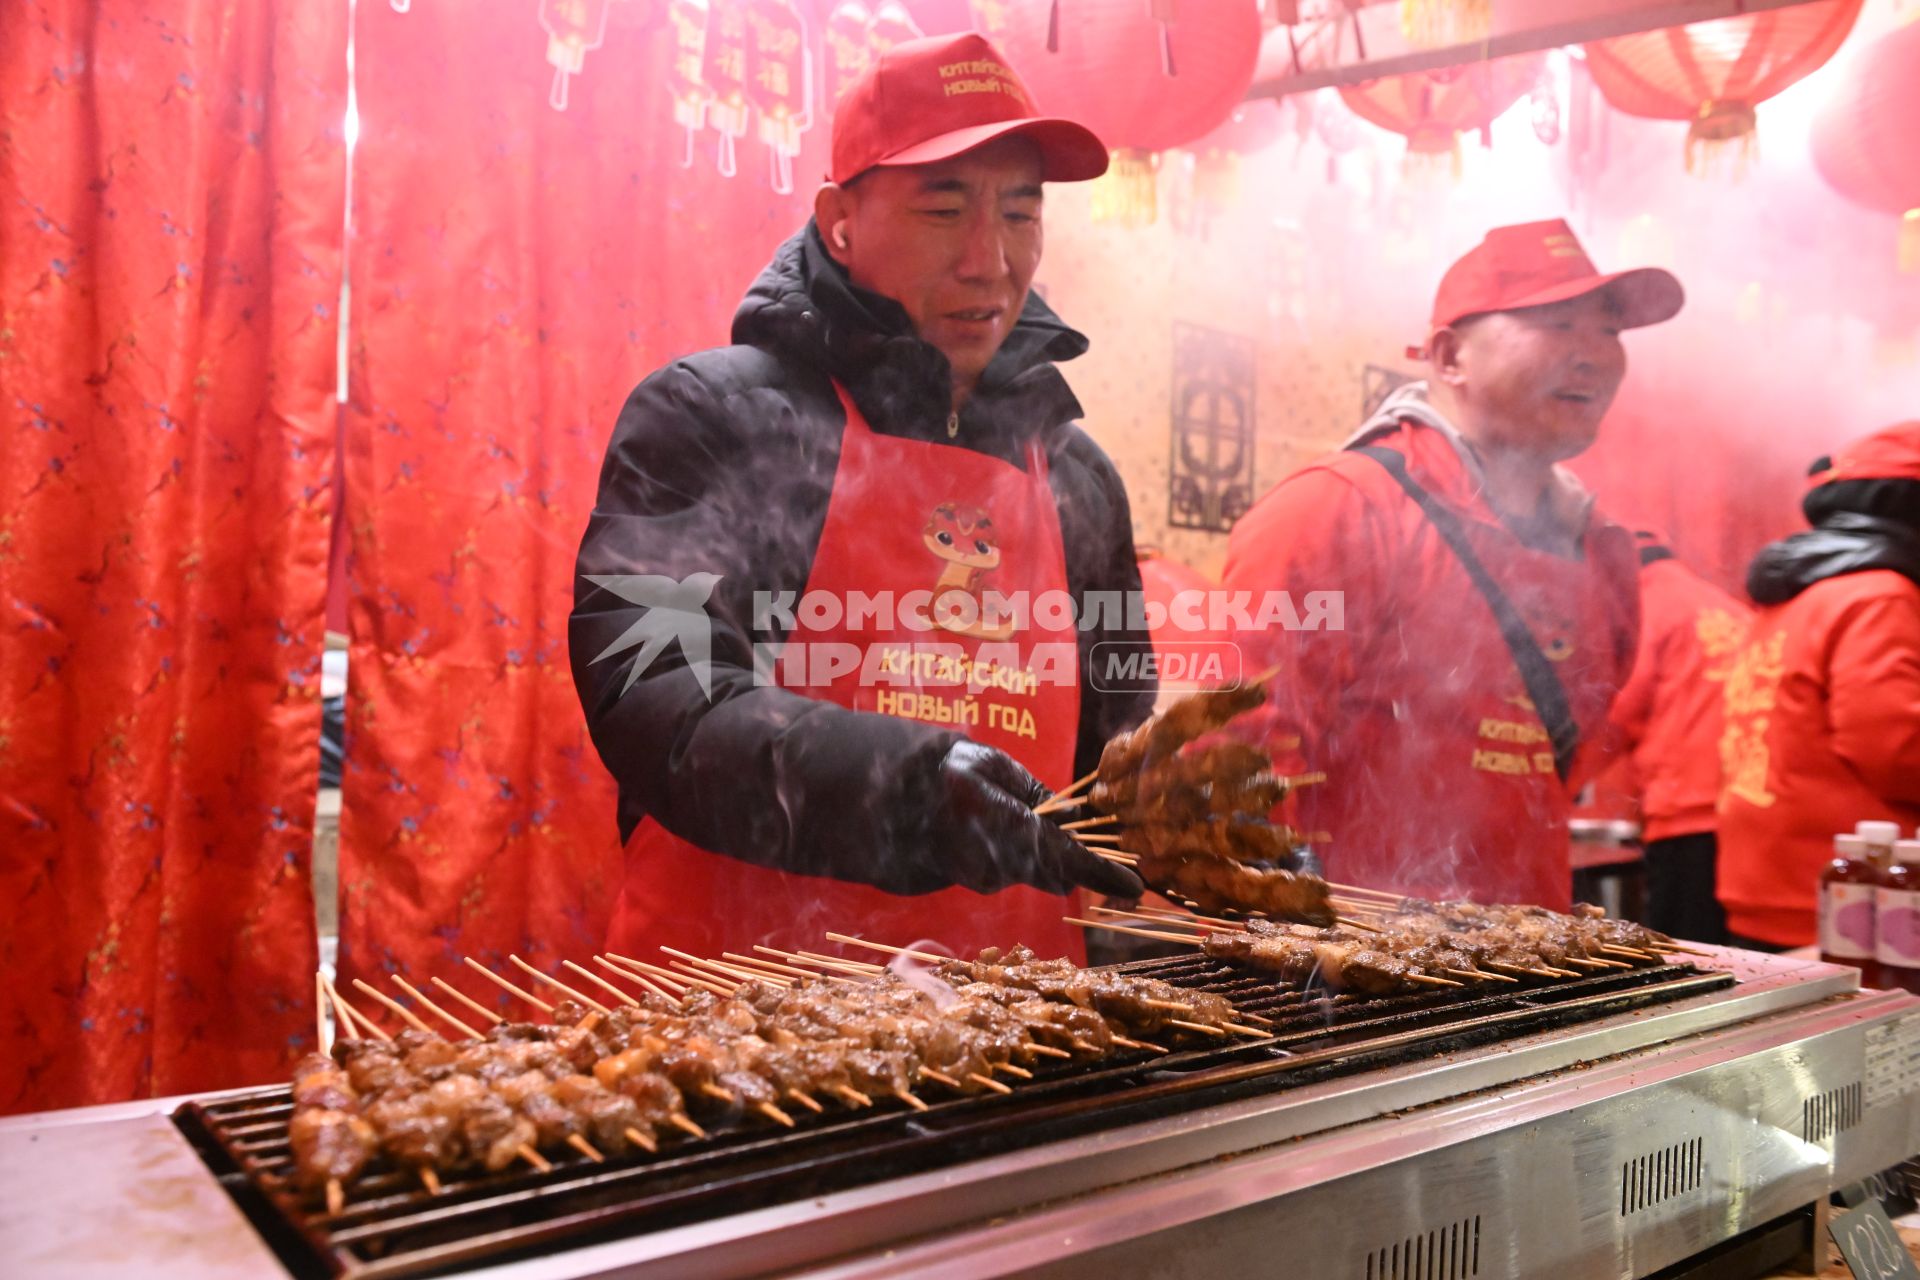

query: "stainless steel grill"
(172, 955), (1736, 1280)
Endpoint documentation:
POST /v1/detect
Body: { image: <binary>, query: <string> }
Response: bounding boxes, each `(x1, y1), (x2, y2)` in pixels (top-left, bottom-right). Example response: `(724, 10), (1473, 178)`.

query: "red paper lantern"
(821, 1), (873, 109)
(665, 0), (712, 164)
(745, 0), (812, 192)
(1338, 53), (1543, 164)
(983, 0), (1263, 155)
(1583, 0), (1864, 172)
(1809, 17), (1920, 273)
(539, 0), (614, 111)
(703, 0), (754, 175)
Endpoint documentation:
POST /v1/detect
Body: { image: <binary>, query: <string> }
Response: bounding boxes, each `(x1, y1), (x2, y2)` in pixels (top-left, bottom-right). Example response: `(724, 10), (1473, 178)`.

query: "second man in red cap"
(1223, 219), (1683, 909)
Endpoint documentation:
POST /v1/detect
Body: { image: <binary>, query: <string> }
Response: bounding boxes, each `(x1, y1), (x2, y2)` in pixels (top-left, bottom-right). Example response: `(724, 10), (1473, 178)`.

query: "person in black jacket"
(569, 32), (1152, 958)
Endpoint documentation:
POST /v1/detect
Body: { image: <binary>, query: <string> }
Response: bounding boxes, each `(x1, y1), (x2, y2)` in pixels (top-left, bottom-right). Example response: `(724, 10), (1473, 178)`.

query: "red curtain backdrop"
(0, 0), (345, 1112)
(338, 1), (830, 998)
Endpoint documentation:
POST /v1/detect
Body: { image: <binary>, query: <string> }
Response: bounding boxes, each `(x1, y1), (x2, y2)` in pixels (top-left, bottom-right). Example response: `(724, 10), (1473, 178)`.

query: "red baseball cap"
(1408, 218), (1684, 359)
(1811, 421), (1920, 486)
(830, 32), (1109, 186)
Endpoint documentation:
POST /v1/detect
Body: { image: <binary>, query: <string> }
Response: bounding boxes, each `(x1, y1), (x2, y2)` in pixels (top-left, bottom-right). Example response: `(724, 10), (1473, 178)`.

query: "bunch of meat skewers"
(1039, 678), (1339, 926)
(289, 944), (1267, 1211)
(1084, 895), (1697, 998)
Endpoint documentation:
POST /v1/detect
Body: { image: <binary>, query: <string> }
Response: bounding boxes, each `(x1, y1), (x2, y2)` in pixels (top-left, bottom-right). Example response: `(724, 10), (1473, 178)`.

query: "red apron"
(608, 386), (1084, 961)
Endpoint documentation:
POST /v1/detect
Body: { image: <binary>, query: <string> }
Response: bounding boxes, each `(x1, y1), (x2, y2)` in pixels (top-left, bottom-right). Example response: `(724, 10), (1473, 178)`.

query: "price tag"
(1829, 1200), (1920, 1279)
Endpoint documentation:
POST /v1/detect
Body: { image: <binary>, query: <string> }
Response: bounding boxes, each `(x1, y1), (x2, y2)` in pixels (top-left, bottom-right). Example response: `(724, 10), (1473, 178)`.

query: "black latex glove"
(924, 742), (1145, 900)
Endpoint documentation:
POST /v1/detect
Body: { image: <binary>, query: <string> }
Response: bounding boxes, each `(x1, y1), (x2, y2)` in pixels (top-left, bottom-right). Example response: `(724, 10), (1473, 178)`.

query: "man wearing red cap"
(1592, 531), (1750, 942)
(1717, 423), (1920, 949)
(1222, 220), (1683, 909)
(569, 33), (1150, 959)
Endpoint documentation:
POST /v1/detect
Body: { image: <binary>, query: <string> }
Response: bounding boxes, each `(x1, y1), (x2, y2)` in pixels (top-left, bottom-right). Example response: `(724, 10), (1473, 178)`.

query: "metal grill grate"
(176, 957), (1731, 1280)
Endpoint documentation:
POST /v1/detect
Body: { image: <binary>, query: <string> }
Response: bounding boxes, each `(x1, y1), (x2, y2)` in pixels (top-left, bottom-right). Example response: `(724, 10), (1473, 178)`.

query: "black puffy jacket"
(568, 220), (1153, 886)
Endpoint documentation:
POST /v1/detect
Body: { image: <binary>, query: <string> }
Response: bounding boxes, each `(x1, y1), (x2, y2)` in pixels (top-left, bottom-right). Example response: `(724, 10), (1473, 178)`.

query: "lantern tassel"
(1160, 24), (1176, 76)
(1901, 210), (1920, 275)
(1047, 0), (1060, 51)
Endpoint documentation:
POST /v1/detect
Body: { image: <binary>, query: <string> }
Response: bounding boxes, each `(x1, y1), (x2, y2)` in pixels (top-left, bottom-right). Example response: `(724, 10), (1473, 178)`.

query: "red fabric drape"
(339, 3), (827, 997)
(0, 0), (345, 1112)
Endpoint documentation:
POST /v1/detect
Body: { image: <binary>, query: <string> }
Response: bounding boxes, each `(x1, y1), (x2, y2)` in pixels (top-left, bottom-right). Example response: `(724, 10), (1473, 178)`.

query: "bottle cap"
(1896, 839), (1920, 861)
(1835, 834), (1870, 856)
(1857, 821), (1904, 844)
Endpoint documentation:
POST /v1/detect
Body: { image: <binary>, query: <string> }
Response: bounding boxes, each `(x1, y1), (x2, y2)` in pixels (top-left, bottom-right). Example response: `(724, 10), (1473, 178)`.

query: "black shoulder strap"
(1351, 445), (1581, 783)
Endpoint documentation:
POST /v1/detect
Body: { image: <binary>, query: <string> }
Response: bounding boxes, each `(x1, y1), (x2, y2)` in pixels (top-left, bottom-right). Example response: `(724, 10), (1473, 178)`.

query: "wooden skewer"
(567, 1134), (605, 1162)
(1324, 882), (1403, 903)
(390, 975), (482, 1039)
(1034, 794), (1089, 812)
(326, 980), (392, 1042)
(1168, 1019), (1228, 1038)
(562, 959), (642, 1008)
(593, 955), (675, 999)
(1070, 1038), (1102, 1054)
(893, 1088), (930, 1113)
(326, 1178), (345, 1215)
(1281, 771), (1328, 788)
(1027, 1043), (1073, 1059)
(722, 951), (834, 982)
(353, 979), (439, 1037)
(624, 1126), (659, 1154)
(753, 945), (881, 977)
(463, 957), (554, 1014)
(321, 975), (368, 1041)
(1449, 967), (1518, 984)
(430, 976), (505, 1026)
(1091, 850), (1140, 867)
(1063, 916), (1201, 945)
(1141, 997), (1195, 1013)
(1336, 916), (1385, 934)
(994, 1062), (1034, 1079)
(1060, 814), (1120, 831)
(602, 953), (695, 994)
(756, 1102), (797, 1128)
(1661, 943), (1711, 956)
(662, 947), (786, 987)
(1032, 766), (1101, 815)
(668, 960), (742, 991)
(315, 972), (330, 1053)
(796, 947), (886, 972)
(669, 1114), (707, 1139)
(612, 953), (731, 996)
(419, 1166), (442, 1195)
(1407, 973), (1466, 988)
(1111, 1035), (1169, 1055)
(517, 1144), (553, 1173)
(1070, 832), (1126, 845)
(1600, 945), (1656, 961)
(698, 1082), (738, 1105)
(832, 1084), (873, 1109)
(967, 1072), (1014, 1095)
(1221, 1022), (1273, 1038)
(919, 1068), (962, 1088)
(786, 1089), (825, 1114)
(509, 955), (612, 1015)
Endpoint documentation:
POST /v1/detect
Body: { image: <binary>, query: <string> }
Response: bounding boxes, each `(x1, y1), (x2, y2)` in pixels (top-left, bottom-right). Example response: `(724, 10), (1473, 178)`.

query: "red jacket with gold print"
(1716, 569), (1920, 946)
(1223, 404), (1640, 910)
